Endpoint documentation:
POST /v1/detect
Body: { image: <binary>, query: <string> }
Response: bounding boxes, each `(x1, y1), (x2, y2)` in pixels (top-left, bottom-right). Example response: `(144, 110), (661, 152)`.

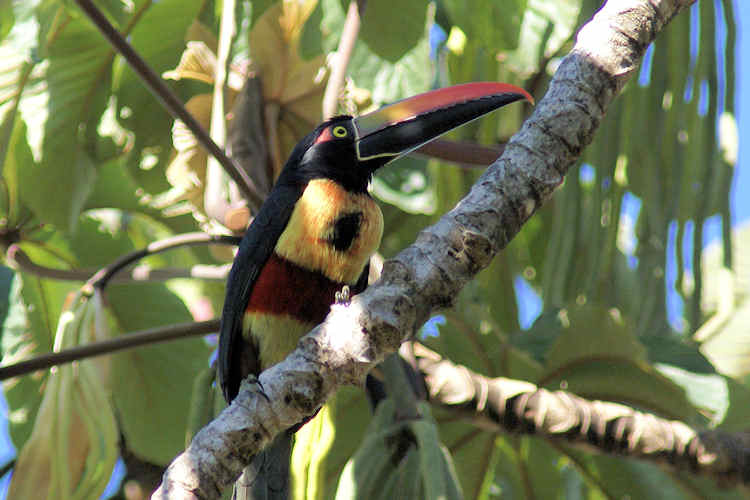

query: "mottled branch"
(411, 342), (750, 486)
(153, 1), (697, 498)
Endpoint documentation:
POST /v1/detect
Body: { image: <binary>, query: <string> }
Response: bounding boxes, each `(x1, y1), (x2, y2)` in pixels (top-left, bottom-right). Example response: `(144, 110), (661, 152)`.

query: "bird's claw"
(335, 285), (351, 305)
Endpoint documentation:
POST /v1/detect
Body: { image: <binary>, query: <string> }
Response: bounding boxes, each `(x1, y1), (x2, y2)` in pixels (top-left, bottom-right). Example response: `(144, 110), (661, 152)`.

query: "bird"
(217, 82), (533, 499)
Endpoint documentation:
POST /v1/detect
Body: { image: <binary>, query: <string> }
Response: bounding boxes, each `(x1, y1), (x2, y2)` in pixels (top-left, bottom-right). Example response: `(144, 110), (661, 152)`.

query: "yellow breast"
(274, 178), (384, 284)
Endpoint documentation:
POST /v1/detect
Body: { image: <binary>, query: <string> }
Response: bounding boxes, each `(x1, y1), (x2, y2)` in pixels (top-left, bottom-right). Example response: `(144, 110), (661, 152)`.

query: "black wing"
(218, 184), (303, 402)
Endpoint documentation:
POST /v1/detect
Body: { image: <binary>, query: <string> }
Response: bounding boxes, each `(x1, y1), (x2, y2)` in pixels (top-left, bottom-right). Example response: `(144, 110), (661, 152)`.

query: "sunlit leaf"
(15, 10), (111, 231)
(356, 0), (429, 62)
(107, 283), (211, 465)
(443, 0), (526, 53)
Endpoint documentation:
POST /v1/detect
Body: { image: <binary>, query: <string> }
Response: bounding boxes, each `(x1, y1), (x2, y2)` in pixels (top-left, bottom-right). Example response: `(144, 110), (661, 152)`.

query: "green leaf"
(443, 0), (526, 52)
(540, 305), (701, 422)
(715, 377), (750, 432)
(321, 0), (431, 106)
(83, 157), (152, 214)
(371, 156), (435, 214)
(565, 449), (695, 500)
(522, 438), (564, 499)
(63, 212), (212, 464)
(544, 305), (647, 369)
(114, 0), (203, 192)
(699, 297), (750, 382)
(355, 0), (429, 62)
(0, 0), (14, 43)
(15, 9), (112, 231)
(0, 101), (34, 226)
(411, 415), (462, 500)
(505, 0), (582, 74)
(0, 266), (14, 327)
(298, 0), (324, 60)
(250, 0), (278, 29)
(335, 400), (460, 500)
(107, 283), (212, 465)
(655, 363), (728, 426)
(641, 332), (715, 373)
(1, 272), (75, 447)
(314, 387), (372, 498)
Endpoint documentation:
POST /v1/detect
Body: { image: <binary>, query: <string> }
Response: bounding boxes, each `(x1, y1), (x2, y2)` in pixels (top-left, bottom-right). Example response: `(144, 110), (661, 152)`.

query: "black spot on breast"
(328, 212), (362, 251)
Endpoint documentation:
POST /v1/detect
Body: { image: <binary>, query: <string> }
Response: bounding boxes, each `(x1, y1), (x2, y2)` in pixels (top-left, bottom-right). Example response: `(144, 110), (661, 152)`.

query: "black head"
(275, 82), (534, 194)
(294, 116), (382, 193)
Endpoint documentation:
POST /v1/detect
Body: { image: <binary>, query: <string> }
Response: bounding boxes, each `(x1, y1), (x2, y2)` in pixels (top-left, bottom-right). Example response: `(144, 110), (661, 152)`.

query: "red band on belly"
(246, 253), (349, 324)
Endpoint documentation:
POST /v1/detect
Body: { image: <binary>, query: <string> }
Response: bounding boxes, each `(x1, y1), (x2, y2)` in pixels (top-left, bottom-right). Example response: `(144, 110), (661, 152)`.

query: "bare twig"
(322, 1), (365, 119)
(84, 233), (240, 290)
(0, 319), (219, 380)
(204, 0), (238, 223)
(73, 0), (264, 208)
(6, 245), (231, 283)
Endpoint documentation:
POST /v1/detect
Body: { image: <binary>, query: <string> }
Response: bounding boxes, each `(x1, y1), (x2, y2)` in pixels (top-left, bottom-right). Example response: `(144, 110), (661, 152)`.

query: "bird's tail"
(233, 431), (293, 500)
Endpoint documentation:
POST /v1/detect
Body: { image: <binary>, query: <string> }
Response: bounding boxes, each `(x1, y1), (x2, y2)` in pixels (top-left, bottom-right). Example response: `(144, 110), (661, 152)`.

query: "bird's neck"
(274, 178), (384, 284)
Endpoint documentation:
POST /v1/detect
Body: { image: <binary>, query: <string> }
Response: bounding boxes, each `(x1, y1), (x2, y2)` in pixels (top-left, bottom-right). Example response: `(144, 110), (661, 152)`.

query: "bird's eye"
(332, 126), (348, 138)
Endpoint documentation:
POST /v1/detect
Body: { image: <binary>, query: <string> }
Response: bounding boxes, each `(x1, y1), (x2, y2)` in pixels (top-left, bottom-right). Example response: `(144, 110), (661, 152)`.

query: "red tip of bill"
(356, 82), (534, 136)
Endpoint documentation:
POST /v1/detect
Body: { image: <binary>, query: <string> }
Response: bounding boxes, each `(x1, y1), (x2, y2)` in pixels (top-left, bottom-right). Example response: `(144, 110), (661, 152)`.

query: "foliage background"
(0, 0), (748, 498)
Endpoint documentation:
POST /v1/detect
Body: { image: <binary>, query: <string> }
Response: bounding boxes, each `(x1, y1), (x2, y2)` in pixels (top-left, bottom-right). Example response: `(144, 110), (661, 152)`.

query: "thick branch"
(153, 1), (696, 498)
(411, 343), (750, 486)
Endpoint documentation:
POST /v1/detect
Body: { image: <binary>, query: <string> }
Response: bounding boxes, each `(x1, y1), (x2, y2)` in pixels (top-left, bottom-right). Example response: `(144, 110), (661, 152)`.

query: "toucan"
(218, 82), (533, 499)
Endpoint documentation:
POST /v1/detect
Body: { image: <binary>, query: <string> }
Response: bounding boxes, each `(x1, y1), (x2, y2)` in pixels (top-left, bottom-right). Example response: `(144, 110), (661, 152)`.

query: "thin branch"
(0, 319), (219, 380)
(85, 233), (241, 290)
(411, 342), (750, 486)
(73, 0), (264, 209)
(415, 138), (506, 168)
(153, 1), (699, 498)
(6, 245), (231, 283)
(322, 1), (365, 119)
(204, 0), (238, 223)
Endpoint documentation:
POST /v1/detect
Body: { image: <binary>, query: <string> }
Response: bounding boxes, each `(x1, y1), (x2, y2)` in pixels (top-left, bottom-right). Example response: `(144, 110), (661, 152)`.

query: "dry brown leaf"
(250, 1), (328, 176)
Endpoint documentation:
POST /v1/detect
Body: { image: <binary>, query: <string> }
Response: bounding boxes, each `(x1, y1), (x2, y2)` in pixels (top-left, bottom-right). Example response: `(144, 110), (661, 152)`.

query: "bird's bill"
(353, 82), (533, 164)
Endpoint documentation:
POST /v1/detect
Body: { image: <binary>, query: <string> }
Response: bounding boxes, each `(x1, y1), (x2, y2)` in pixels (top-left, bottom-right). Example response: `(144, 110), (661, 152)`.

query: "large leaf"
(699, 224), (750, 383)
(8, 293), (118, 499)
(1, 271), (75, 448)
(114, 0), (203, 193)
(560, 446), (744, 500)
(16, 7), (111, 231)
(355, 0), (429, 62)
(307, 386), (373, 499)
(335, 399), (461, 500)
(505, 0), (583, 75)
(699, 296), (750, 382)
(65, 213), (212, 464)
(540, 305), (702, 423)
(107, 282), (211, 465)
(442, 0), (526, 52)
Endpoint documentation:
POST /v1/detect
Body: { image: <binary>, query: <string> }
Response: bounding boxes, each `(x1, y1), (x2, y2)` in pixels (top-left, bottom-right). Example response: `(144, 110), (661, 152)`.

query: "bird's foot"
(335, 285), (351, 305)
(239, 374), (268, 400)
